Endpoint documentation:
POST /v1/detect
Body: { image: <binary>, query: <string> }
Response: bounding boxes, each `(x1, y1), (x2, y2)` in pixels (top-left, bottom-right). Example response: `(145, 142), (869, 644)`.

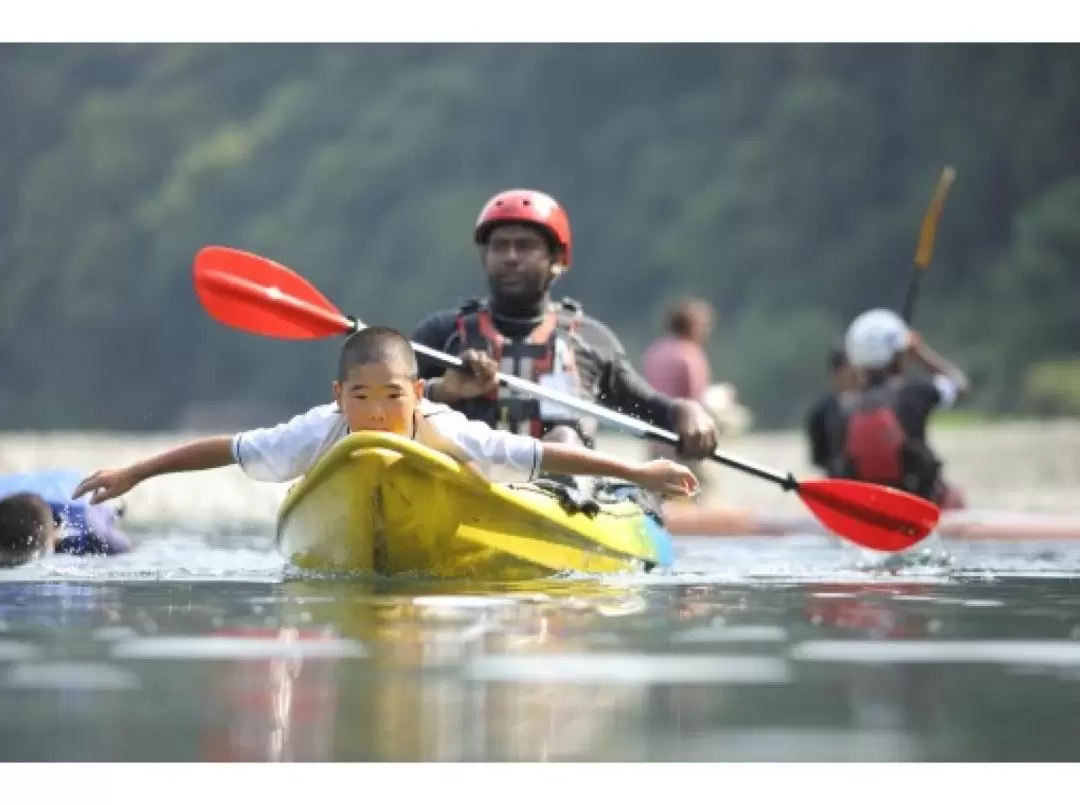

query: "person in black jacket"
(410, 189), (718, 464)
(805, 344), (857, 473)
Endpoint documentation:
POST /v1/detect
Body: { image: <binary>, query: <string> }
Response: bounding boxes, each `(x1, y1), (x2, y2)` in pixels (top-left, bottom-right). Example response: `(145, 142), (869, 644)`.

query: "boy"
(0, 469), (131, 568)
(74, 327), (699, 507)
(826, 308), (969, 508)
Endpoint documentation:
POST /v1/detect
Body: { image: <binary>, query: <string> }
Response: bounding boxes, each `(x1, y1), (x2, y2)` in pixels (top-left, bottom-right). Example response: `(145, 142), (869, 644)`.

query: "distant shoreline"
(2, 419), (1078, 529)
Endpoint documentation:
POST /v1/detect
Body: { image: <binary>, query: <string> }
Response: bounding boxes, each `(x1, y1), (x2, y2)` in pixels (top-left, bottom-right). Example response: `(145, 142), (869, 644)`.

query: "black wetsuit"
(805, 392), (840, 473)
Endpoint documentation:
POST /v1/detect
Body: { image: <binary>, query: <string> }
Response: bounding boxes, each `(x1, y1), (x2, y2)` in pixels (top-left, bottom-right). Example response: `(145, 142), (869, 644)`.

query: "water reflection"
(188, 579), (958, 762)
(199, 627), (344, 761)
(197, 579), (656, 761)
(4, 571), (1080, 760)
(802, 582), (943, 638)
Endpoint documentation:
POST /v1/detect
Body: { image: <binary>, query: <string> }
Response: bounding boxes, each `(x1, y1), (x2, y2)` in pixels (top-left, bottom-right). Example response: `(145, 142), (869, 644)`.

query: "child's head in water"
(333, 327), (425, 436)
(0, 493), (60, 568)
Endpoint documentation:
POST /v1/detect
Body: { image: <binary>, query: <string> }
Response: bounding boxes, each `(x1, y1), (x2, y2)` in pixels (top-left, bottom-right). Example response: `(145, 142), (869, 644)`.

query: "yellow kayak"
(275, 432), (674, 579)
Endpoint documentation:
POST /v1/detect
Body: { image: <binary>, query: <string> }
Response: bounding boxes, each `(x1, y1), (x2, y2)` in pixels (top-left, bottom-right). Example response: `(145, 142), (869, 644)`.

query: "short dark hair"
(666, 298), (713, 338)
(337, 326), (418, 382)
(0, 493), (55, 568)
(827, 344), (849, 372)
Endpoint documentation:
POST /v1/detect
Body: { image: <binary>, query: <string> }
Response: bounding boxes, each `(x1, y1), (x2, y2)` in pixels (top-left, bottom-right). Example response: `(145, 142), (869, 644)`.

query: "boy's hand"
(73, 467), (142, 505)
(631, 459), (700, 498)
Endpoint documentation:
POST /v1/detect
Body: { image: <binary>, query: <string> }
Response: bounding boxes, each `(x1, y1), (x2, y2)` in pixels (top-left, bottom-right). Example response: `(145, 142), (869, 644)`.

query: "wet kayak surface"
(2, 531), (1080, 761)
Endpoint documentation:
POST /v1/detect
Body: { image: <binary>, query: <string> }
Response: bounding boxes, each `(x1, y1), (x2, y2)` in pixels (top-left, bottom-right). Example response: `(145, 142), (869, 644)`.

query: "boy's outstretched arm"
(434, 410), (700, 497)
(538, 442), (699, 498)
(73, 436), (236, 505)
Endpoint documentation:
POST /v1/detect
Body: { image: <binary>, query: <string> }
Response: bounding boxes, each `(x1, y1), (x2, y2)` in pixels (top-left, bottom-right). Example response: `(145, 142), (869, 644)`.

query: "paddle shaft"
(900, 270), (924, 324)
(402, 332), (796, 490)
(194, 245), (943, 552)
(903, 166), (956, 325)
(204, 268), (793, 488)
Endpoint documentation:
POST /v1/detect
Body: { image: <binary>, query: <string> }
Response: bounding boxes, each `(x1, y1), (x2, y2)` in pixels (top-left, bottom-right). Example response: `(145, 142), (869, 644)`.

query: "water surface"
(3, 530), (1080, 761)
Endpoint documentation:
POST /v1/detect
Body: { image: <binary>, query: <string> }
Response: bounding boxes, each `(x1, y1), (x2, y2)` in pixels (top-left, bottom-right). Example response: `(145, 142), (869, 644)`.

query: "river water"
(3, 529), (1080, 761)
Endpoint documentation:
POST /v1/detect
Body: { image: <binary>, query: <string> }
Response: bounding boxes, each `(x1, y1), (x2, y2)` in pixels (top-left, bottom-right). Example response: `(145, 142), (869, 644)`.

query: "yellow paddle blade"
(914, 165), (957, 269)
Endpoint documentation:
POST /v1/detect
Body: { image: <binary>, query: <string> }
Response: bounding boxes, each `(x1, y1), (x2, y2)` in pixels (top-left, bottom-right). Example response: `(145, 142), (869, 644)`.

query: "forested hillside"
(2, 44), (1078, 430)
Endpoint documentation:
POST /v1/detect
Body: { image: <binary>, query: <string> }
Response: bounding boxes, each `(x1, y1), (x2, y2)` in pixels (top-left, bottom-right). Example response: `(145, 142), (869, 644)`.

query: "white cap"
(844, 308), (910, 369)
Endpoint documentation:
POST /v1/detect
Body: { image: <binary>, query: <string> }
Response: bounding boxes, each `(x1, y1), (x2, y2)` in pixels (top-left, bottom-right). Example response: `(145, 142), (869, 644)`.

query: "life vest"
(833, 380), (941, 500)
(451, 297), (586, 438)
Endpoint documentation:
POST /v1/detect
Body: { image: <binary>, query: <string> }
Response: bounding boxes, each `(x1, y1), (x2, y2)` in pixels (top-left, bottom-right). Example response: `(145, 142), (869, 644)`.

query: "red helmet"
(474, 189), (573, 267)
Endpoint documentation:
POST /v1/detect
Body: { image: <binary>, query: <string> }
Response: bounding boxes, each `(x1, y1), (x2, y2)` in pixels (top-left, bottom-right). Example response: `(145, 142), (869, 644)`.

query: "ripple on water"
(3, 662), (139, 691)
(0, 531), (287, 583)
(790, 640), (1080, 667)
(463, 653), (793, 685)
(92, 626), (140, 642)
(670, 625), (788, 644)
(4, 529), (1080, 588)
(0, 641), (42, 663)
(110, 633), (368, 660)
(655, 728), (919, 762)
(412, 596), (521, 610)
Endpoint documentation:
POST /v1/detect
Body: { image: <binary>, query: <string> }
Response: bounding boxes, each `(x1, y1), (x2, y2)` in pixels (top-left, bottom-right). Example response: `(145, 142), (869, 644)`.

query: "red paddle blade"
(796, 479), (941, 552)
(193, 246), (352, 340)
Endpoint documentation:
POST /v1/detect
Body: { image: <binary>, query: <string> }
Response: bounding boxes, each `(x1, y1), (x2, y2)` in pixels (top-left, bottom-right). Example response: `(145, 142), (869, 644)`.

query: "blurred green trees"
(2, 44), (1077, 429)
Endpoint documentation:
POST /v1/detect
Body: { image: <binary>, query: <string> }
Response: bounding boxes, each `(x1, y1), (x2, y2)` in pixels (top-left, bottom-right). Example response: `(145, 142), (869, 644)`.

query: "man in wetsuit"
(825, 308), (970, 509)
(410, 189), (718, 479)
(0, 469), (131, 567)
(805, 344), (858, 474)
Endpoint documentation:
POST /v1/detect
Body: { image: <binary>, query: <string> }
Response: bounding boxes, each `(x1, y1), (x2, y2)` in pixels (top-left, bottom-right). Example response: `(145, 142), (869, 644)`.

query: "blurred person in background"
(642, 298), (740, 500)
(805, 344), (858, 474)
(826, 308), (970, 510)
(643, 298), (714, 410)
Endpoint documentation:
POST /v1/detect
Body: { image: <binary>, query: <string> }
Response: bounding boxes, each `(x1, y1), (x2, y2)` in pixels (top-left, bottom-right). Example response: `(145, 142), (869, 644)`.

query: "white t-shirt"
(231, 398), (542, 484)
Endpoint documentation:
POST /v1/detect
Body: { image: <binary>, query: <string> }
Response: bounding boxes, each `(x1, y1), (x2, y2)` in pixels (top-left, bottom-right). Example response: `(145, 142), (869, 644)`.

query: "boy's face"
(333, 358), (424, 436)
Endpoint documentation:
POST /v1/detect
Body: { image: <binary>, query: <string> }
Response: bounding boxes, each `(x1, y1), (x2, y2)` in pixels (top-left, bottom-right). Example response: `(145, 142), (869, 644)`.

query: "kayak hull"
(275, 432), (673, 578)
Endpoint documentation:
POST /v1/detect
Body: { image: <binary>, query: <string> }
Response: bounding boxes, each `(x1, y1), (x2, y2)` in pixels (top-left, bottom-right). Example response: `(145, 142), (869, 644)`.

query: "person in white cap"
(826, 308), (971, 509)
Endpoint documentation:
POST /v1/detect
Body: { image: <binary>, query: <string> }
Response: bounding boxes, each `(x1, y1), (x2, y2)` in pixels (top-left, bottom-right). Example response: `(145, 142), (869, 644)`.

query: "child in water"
(74, 326), (699, 507)
(0, 469), (131, 568)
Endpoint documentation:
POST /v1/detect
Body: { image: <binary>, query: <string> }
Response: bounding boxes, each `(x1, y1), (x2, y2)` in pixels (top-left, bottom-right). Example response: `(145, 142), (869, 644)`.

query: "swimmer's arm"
(73, 437), (236, 504)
